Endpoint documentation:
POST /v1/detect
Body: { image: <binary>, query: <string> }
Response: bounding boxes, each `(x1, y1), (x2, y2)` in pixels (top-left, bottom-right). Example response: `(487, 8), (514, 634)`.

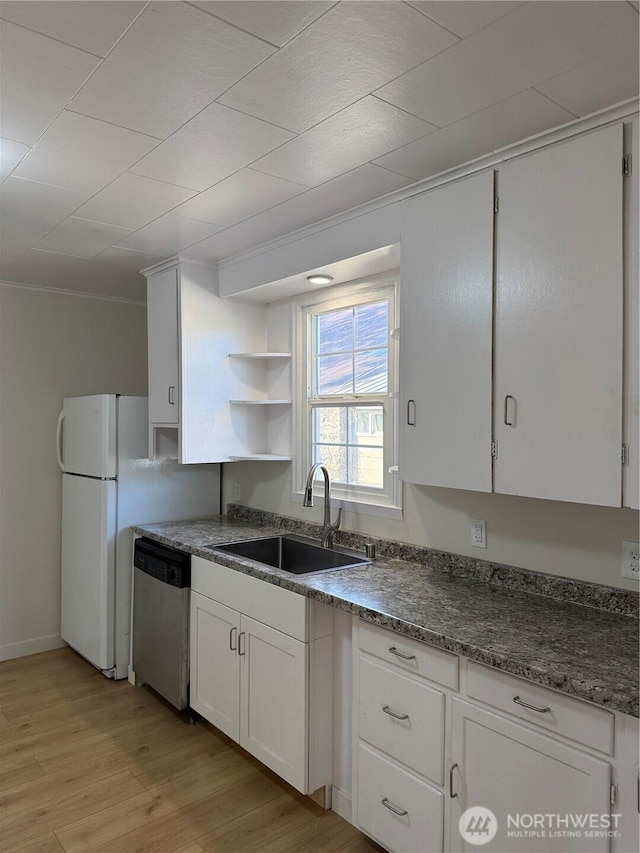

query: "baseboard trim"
(0, 634), (66, 661)
(331, 785), (352, 823)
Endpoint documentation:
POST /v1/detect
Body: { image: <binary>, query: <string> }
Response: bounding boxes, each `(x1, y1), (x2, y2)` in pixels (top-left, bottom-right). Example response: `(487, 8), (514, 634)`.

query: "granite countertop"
(134, 512), (639, 718)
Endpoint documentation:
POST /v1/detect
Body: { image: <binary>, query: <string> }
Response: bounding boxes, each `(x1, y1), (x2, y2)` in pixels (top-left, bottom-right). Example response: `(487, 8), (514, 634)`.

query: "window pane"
(317, 353), (353, 395)
(313, 407), (346, 444)
(348, 446), (383, 489)
(317, 307), (353, 354)
(349, 406), (383, 446)
(354, 349), (387, 393)
(355, 301), (388, 349)
(313, 444), (347, 483)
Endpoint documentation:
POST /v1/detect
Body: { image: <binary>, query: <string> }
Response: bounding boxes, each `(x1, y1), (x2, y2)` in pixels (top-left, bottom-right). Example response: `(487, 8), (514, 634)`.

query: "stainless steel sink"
(208, 534), (370, 574)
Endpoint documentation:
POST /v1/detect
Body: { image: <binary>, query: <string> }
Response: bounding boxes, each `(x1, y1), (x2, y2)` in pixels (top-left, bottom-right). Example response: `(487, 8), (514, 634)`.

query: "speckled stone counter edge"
(227, 504), (639, 617)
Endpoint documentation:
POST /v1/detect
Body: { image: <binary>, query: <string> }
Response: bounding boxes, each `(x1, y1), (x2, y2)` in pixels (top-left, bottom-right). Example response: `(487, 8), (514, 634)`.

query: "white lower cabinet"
(190, 556), (332, 795)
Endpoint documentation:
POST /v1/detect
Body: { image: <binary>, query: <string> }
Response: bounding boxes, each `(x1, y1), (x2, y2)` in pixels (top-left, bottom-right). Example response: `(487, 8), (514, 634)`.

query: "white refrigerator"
(56, 394), (219, 679)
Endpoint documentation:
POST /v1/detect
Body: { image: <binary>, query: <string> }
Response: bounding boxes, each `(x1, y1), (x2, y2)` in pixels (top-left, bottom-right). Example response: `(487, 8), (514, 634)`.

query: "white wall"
(0, 283), (148, 659)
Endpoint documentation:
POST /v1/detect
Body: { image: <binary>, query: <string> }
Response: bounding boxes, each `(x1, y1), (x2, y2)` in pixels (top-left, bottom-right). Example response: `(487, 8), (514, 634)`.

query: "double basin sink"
(209, 533), (370, 575)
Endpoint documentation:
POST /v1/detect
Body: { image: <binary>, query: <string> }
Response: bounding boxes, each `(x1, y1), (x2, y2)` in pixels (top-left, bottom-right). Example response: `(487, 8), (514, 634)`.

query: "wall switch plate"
(232, 483), (242, 502)
(622, 541), (640, 580)
(471, 520), (487, 549)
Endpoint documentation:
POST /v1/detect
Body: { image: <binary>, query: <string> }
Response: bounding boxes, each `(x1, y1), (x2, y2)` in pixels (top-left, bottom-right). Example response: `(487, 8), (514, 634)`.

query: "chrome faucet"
(303, 463), (342, 548)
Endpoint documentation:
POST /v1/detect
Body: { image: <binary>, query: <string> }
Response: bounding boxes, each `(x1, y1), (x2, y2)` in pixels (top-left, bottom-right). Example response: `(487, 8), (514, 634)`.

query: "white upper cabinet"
(146, 266), (179, 426)
(399, 171), (494, 492)
(494, 124), (623, 506)
(623, 117), (639, 510)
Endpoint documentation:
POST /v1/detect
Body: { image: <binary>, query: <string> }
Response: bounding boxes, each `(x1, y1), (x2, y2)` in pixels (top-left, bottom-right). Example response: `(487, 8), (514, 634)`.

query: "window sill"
(291, 490), (403, 521)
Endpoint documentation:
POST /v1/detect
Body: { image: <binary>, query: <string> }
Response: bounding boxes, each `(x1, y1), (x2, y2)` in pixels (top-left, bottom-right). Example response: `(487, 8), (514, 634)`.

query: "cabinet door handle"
(513, 695), (551, 713)
(382, 705), (410, 721)
(229, 626), (237, 651)
(168, 385), (176, 405)
(388, 646), (416, 661)
(381, 797), (408, 817)
(449, 763), (459, 799)
(407, 399), (416, 426)
(238, 631), (246, 656)
(504, 394), (515, 426)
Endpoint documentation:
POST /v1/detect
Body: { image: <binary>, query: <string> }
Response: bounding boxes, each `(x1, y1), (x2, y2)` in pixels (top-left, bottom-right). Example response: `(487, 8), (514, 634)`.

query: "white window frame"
(292, 273), (402, 519)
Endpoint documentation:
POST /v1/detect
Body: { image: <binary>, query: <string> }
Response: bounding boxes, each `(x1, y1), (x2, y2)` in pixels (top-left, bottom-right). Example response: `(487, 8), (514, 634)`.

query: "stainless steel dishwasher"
(133, 537), (190, 710)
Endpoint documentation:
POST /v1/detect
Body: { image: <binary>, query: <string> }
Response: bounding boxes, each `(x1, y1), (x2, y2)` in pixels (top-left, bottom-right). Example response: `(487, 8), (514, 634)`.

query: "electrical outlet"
(471, 520), (487, 549)
(232, 483), (242, 503)
(622, 541), (640, 580)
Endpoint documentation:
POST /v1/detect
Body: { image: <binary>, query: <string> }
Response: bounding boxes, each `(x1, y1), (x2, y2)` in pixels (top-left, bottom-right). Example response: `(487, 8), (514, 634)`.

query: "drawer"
(191, 556), (307, 641)
(358, 620), (458, 690)
(359, 656), (445, 784)
(357, 742), (443, 853)
(466, 661), (614, 755)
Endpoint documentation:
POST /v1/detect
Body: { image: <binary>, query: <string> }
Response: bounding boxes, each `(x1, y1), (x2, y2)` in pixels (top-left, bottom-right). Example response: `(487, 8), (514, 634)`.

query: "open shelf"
(229, 352), (292, 359)
(229, 454), (292, 462)
(230, 399), (292, 405)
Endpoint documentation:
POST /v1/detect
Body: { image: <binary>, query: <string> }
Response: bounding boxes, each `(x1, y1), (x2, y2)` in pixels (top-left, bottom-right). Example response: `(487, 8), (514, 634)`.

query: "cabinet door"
(147, 267), (179, 425)
(623, 117), (639, 509)
(189, 591), (240, 741)
(239, 615), (308, 793)
(448, 699), (611, 853)
(399, 171), (494, 491)
(494, 124), (623, 506)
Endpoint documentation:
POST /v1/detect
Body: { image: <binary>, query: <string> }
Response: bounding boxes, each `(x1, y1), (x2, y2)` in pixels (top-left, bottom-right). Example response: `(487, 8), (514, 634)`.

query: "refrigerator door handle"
(56, 410), (66, 472)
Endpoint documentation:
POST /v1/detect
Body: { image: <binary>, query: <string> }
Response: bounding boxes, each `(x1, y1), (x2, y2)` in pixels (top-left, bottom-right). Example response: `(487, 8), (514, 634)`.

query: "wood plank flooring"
(0, 648), (381, 853)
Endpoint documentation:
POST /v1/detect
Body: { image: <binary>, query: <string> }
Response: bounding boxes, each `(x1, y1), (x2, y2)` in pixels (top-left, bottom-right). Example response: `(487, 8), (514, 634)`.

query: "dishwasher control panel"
(134, 537), (191, 588)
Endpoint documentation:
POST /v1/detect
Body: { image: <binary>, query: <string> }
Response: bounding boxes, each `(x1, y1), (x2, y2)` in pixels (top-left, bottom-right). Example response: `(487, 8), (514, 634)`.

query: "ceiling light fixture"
(306, 273), (334, 285)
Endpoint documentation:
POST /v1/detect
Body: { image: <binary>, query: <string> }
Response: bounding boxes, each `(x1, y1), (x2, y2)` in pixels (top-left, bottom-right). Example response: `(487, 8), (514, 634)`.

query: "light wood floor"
(0, 648), (382, 853)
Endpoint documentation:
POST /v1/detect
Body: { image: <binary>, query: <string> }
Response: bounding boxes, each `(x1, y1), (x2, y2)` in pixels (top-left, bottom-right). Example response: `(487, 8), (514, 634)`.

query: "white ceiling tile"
(407, 2), (523, 38)
(0, 177), (87, 232)
(218, 1), (457, 133)
(0, 138), (30, 183)
(0, 21), (100, 145)
(374, 89), (575, 181)
(0, 249), (147, 300)
(535, 41), (639, 117)
(272, 164), (413, 224)
(0, 1), (146, 58)
(178, 169), (307, 227)
(74, 174), (196, 230)
(34, 217), (131, 258)
(68, 1), (275, 139)
(0, 222), (48, 260)
(192, 1), (333, 47)
(94, 246), (164, 273)
(376, 1), (638, 128)
(13, 111), (159, 194)
(116, 212), (224, 256)
(129, 103), (295, 191)
(252, 97), (435, 187)
(183, 211), (307, 263)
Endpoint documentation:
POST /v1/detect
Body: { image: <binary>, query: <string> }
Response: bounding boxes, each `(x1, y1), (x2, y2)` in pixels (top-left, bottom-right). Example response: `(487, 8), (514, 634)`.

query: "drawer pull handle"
(381, 797), (408, 817)
(513, 695), (551, 713)
(229, 626), (237, 651)
(382, 705), (410, 722)
(388, 646), (416, 661)
(449, 763), (459, 799)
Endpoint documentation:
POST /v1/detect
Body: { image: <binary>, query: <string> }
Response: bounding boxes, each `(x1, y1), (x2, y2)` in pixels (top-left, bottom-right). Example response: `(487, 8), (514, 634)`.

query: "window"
(296, 280), (400, 515)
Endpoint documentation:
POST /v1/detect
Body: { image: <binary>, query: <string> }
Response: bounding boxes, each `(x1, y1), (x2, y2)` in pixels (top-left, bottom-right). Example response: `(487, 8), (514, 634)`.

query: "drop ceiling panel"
(116, 212), (223, 256)
(0, 1), (146, 58)
(252, 96), (435, 187)
(0, 222), (48, 260)
(0, 21), (99, 145)
(374, 89), (575, 181)
(95, 246), (163, 273)
(407, 1), (523, 38)
(192, 1), (333, 47)
(68, 1), (275, 139)
(183, 210), (307, 263)
(0, 177), (87, 232)
(0, 139), (30, 183)
(34, 217), (131, 258)
(13, 111), (159, 194)
(74, 173), (196, 230)
(535, 41), (639, 117)
(178, 168), (308, 227)
(376, 1), (638, 128)
(218, 0), (458, 133)
(129, 103), (295, 191)
(273, 163), (413, 224)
